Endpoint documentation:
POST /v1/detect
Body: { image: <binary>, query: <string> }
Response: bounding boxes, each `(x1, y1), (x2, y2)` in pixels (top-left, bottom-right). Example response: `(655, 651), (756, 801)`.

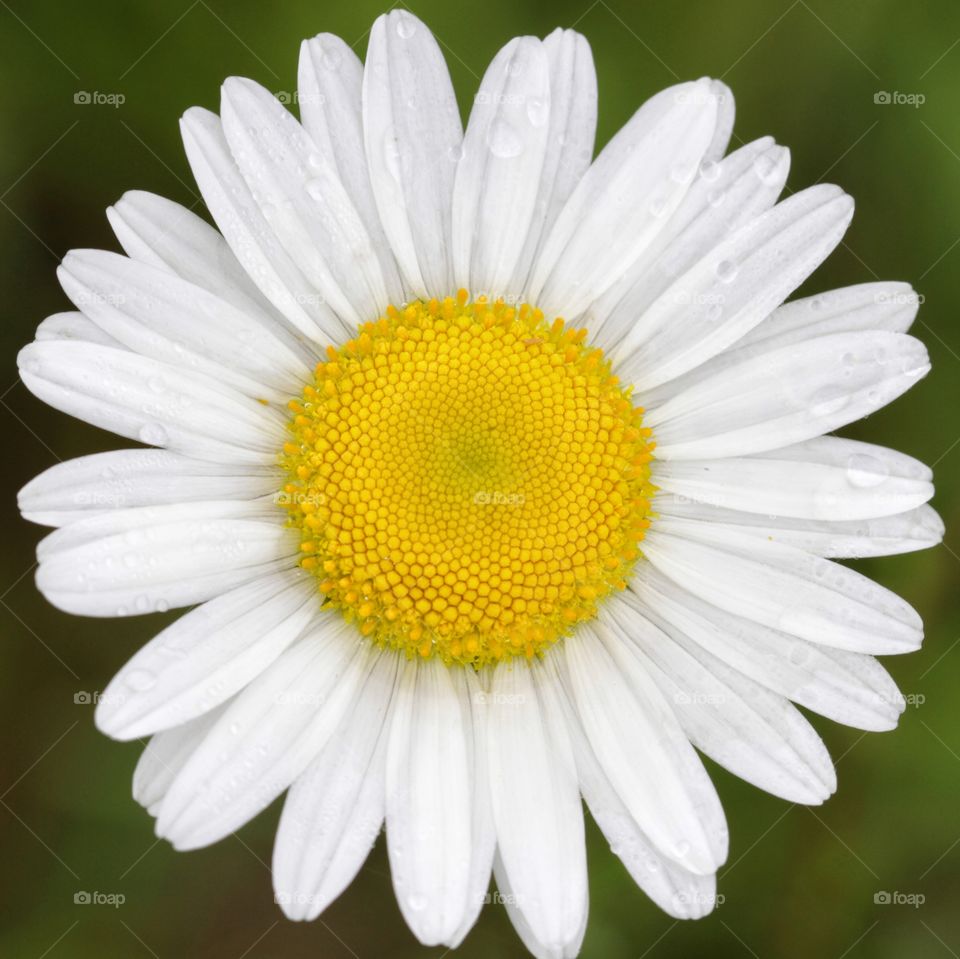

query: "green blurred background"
(1, 0), (958, 956)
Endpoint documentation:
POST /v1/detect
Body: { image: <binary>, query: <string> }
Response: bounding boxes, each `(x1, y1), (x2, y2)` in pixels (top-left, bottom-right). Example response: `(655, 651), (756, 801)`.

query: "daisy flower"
(18, 10), (941, 958)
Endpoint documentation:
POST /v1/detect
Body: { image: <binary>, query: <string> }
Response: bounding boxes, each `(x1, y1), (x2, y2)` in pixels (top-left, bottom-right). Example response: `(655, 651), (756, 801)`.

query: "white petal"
(273, 649), (398, 920)
(35, 499), (275, 560)
(95, 571), (317, 739)
(527, 77), (720, 318)
(156, 623), (366, 850)
(587, 137), (788, 349)
(542, 655), (717, 919)
(642, 522), (923, 654)
(220, 77), (390, 324)
(447, 668), (497, 948)
(564, 627), (727, 874)
(385, 657), (473, 946)
(18, 340), (284, 465)
(607, 596), (836, 804)
(631, 564), (906, 732)
(646, 331), (930, 460)
(106, 191), (290, 329)
(509, 28), (597, 295)
(651, 436), (934, 521)
(180, 106), (347, 343)
(704, 80), (735, 160)
(35, 504), (297, 616)
(133, 705), (227, 815)
(19, 449), (278, 527)
(486, 661), (588, 958)
(36, 310), (126, 349)
(613, 186), (853, 389)
(452, 36), (551, 297)
(739, 282), (920, 350)
(363, 11), (463, 297)
(58, 249), (309, 399)
(638, 282), (923, 412)
(298, 34), (405, 303)
(655, 494), (943, 557)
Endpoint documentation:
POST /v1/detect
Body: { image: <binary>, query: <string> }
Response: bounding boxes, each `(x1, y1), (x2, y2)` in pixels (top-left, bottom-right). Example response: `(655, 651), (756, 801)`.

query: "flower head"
(18, 11), (940, 958)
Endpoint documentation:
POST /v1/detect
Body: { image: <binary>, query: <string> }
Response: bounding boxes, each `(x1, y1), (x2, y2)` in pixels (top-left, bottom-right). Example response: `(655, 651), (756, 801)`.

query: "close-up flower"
(5, 5), (953, 959)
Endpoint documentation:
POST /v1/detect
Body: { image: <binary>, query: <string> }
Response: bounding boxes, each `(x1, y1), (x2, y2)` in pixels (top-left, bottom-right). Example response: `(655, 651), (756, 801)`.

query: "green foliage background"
(0, 1), (957, 956)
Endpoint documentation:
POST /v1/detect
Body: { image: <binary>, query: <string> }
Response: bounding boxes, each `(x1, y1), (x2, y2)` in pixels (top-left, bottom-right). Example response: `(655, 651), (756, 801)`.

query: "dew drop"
(753, 152), (780, 184)
(526, 96), (549, 128)
(699, 158), (720, 181)
(715, 259), (738, 283)
(395, 13), (417, 39)
(846, 453), (889, 488)
(305, 179), (325, 202)
(407, 893), (428, 912)
(126, 669), (156, 692)
(486, 118), (523, 158)
(139, 423), (168, 446)
(321, 47), (343, 71)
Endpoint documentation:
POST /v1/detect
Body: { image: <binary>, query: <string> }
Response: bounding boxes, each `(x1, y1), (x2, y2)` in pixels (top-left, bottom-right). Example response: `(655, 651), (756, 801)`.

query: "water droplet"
(706, 303), (723, 323)
(395, 13), (417, 39)
(846, 453), (889, 488)
(788, 644), (810, 666)
(305, 178), (325, 201)
(715, 259), (738, 283)
(699, 158), (720, 181)
(447, 143), (463, 163)
(486, 119), (523, 159)
(753, 152), (780, 184)
(126, 669), (156, 692)
(407, 893), (428, 912)
(139, 423), (168, 446)
(321, 47), (343, 71)
(526, 96), (549, 128)
(383, 134), (405, 183)
(147, 375), (165, 394)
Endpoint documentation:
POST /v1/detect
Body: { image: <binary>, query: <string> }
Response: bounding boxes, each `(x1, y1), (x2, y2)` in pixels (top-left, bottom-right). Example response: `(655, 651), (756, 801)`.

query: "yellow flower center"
(279, 291), (655, 666)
